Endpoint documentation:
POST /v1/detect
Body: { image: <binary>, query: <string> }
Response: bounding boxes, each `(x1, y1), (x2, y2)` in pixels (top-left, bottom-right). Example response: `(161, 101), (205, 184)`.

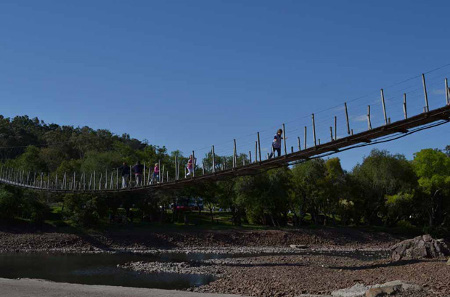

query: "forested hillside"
(0, 115), (449, 236)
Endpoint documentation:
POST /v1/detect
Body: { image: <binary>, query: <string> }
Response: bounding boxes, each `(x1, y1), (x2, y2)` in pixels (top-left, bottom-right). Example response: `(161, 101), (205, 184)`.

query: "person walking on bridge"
(186, 155), (196, 177)
(153, 163), (160, 183)
(119, 162), (130, 188)
(132, 161), (144, 186)
(269, 129), (284, 159)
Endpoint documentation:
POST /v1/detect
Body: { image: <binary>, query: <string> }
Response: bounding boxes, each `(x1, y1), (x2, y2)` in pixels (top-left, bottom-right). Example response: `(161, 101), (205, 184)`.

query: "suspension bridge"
(1, 74), (449, 193)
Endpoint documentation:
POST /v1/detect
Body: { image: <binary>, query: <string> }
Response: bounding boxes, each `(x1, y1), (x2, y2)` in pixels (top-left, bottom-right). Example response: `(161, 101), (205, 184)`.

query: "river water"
(0, 253), (218, 290)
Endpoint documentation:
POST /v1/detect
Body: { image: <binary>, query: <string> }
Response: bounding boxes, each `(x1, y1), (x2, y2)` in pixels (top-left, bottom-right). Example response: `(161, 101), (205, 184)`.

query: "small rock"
(298, 295), (332, 297)
(365, 285), (399, 297)
(290, 244), (308, 249)
(331, 283), (369, 297)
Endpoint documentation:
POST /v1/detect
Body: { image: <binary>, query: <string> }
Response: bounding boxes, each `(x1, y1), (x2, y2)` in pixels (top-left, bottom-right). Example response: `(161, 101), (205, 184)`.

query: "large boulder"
(390, 235), (450, 261)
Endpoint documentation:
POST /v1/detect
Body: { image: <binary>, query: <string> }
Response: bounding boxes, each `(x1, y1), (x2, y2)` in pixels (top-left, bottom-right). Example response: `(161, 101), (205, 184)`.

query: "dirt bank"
(0, 226), (404, 253)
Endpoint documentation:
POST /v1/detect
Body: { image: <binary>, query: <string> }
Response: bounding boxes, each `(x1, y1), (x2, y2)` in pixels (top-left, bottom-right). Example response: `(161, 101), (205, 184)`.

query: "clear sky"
(1, 0), (449, 170)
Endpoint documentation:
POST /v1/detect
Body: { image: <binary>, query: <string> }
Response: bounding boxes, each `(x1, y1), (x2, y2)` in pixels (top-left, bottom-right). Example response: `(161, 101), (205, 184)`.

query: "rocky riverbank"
(119, 251), (450, 296)
(1, 226), (449, 296)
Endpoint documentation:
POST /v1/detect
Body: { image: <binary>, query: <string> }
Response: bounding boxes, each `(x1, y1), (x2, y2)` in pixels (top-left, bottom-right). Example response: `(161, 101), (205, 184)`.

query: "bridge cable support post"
(98, 173), (102, 190)
(297, 136), (301, 151)
(345, 102), (351, 134)
(303, 126), (307, 150)
(61, 172), (67, 190)
(161, 162), (167, 183)
(257, 132), (261, 163)
(143, 163), (146, 187)
(248, 150), (252, 163)
(403, 93), (408, 119)
(367, 105), (372, 130)
(282, 123), (287, 156)
(233, 139), (237, 168)
(312, 115), (317, 148)
(330, 127), (333, 141)
(422, 73), (429, 112)
(445, 78), (449, 105)
(129, 165), (132, 188)
(334, 116), (337, 140)
(192, 151), (195, 178)
(212, 146), (216, 173)
(158, 160), (161, 183)
(110, 172), (113, 190)
(175, 155), (178, 180)
(381, 89), (388, 125)
(291, 146), (294, 153)
(116, 168), (119, 190)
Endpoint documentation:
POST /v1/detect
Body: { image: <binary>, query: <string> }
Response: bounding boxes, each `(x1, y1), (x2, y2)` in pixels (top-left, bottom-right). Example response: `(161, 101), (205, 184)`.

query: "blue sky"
(1, 0), (449, 170)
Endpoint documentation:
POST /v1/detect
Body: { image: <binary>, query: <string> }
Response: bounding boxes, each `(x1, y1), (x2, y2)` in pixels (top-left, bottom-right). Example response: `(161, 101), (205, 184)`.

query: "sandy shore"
(0, 277), (243, 297)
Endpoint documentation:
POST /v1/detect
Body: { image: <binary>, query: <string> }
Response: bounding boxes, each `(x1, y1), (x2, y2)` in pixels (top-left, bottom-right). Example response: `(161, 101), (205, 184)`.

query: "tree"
(15, 146), (48, 173)
(413, 149), (450, 227)
(234, 167), (291, 226)
(291, 159), (328, 224)
(324, 158), (347, 224)
(351, 149), (417, 225)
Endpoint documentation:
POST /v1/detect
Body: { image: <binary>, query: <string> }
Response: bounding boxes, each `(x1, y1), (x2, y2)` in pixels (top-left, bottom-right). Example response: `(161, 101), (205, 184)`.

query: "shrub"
(0, 188), (21, 219)
(63, 193), (107, 227)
